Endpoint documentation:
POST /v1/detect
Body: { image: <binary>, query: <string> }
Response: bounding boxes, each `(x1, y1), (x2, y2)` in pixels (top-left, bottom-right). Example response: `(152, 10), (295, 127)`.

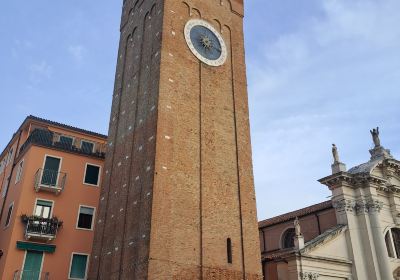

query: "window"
(77, 206), (95, 230)
(60, 135), (74, 148)
(5, 203), (14, 227)
(81, 141), (94, 154)
(34, 200), (53, 218)
(282, 228), (296, 249)
(1, 178), (9, 198)
(385, 228), (400, 259)
(227, 238), (232, 264)
(41, 156), (61, 186)
(15, 160), (24, 184)
(385, 231), (395, 258)
(84, 164), (101, 186)
(6, 148), (13, 166)
(69, 253), (89, 279)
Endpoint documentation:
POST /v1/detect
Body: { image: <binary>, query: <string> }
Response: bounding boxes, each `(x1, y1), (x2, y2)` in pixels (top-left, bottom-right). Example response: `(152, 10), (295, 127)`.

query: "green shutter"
(70, 254), (88, 279)
(37, 200), (53, 207)
(80, 207), (94, 215)
(16, 241), (56, 253)
(22, 251), (43, 280)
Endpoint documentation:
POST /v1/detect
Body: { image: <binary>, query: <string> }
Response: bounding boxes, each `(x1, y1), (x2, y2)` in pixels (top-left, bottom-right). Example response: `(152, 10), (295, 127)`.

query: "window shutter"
(70, 254), (88, 279)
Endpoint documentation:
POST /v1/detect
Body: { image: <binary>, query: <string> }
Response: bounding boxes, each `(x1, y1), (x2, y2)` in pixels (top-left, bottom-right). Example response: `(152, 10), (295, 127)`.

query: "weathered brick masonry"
(89, 0), (262, 279)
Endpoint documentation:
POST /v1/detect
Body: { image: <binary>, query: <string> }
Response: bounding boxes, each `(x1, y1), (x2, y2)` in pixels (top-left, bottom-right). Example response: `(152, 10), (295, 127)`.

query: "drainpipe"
(315, 213), (322, 235)
(0, 130), (23, 224)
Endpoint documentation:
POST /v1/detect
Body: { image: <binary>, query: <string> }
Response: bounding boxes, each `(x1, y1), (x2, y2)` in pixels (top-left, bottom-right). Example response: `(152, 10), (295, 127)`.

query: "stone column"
(367, 200), (392, 280)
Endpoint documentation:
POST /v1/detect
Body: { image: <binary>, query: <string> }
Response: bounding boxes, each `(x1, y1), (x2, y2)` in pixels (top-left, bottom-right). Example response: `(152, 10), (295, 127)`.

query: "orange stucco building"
(0, 116), (106, 279)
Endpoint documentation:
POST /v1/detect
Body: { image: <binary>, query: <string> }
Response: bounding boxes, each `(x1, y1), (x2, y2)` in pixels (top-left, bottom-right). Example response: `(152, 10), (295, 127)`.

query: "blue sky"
(1, 0), (399, 220)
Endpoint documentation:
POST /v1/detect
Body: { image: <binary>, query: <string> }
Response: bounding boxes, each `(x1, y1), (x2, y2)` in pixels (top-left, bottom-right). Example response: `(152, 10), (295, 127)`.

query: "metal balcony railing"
(22, 216), (61, 241)
(13, 270), (50, 280)
(19, 128), (106, 158)
(34, 169), (66, 194)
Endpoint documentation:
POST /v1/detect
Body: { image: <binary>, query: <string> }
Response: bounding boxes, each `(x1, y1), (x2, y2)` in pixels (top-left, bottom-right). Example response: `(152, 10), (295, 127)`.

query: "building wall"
(149, 0), (261, 279)
(0, 121), (105, 279)
(259, 208), (337, 253)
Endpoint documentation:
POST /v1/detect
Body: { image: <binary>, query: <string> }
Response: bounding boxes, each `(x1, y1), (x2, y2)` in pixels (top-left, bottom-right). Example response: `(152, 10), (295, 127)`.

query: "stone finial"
(331, 144), (346, 174)
(370, 127), (381, 148)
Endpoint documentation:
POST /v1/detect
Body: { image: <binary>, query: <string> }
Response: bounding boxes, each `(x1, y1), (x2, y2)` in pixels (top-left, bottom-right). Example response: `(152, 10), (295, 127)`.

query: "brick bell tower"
(89, 0), (262, 279)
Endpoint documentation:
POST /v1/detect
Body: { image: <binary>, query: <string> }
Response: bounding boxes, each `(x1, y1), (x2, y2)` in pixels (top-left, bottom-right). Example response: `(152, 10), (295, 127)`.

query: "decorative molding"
(300, 272), (319, 280)
(365, 199), (383, 213)
(333, 199), (383, 214)
(333, 199), (356, 213)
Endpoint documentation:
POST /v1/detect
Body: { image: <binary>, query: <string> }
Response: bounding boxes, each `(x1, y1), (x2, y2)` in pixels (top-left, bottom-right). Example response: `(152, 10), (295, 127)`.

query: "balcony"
(21, 215), (62, 241)
(19, 128), (106, 159)
(13, 270), (50, 280)
(34, 169), (66, 194)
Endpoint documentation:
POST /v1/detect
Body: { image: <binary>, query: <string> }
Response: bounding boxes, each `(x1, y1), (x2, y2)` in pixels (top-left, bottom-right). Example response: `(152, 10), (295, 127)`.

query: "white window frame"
(76, 205), (96, 231)
(2, 178), (9, 198)
(21, 250), (45, 279)
(385, 227), (400, 259)
(4, 202), (14, 228)
(33, 198), (55, 219)
(80, 140), (95, 153)
(15, 159), (25, 184)
(83, 163), (101, 187)
(6, 148), (13, 166)
(0, 160), (4, 174)
(39, 154), (63, 188)
(68, 252), (90, 280)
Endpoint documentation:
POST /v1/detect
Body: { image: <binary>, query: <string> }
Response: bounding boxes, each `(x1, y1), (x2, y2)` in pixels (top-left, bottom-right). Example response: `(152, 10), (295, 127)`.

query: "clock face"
(184, 19), (227, 67)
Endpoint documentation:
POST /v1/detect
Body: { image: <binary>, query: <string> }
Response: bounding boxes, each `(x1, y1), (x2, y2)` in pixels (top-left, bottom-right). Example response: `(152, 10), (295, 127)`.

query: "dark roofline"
(26, 115), (108, 139)
(259, 200), (333, 228)
(1, 115), (107, 159)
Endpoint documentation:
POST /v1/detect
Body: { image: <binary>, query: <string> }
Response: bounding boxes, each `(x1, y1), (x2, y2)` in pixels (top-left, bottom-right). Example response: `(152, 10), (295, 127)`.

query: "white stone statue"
(370, 127), (381, 147)
(294, 217), (301, 236)
(332, 144), (340, 163)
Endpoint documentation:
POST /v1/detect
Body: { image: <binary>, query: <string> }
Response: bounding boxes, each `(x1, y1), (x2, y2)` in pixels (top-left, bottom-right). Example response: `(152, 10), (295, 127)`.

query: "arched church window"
(385, 231), (395, 258)
(385, 228), (400, 259)
(282, 228), (296, 249)
(392, 228), (400, 257)
(394, 267), (400, 280)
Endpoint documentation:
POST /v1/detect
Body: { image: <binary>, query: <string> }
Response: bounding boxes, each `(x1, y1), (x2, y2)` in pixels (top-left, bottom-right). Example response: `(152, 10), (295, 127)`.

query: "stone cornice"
(320, 155), (400, 187)
(297, 254), (353, 265)
(318, 172), (354, 190)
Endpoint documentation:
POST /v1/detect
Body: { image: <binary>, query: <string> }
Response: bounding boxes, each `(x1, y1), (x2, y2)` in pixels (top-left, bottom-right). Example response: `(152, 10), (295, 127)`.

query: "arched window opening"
(385, 231), (395, 258)
(385, 228), (400, 259)
(394, 267), (400, 280)
(227, 238), (232, 264)
(282, 228), (296, 249)
(392, 228), (400, 257)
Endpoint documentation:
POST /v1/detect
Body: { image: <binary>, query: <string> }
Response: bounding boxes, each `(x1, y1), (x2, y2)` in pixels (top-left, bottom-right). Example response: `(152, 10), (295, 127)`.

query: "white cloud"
(249, 0), (400, 219)
(68, 45), (86, 63)
(28, 61), (53, 84)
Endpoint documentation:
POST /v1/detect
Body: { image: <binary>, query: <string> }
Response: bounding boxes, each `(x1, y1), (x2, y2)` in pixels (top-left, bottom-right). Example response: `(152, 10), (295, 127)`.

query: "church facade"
(259, 129), (400, 280)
